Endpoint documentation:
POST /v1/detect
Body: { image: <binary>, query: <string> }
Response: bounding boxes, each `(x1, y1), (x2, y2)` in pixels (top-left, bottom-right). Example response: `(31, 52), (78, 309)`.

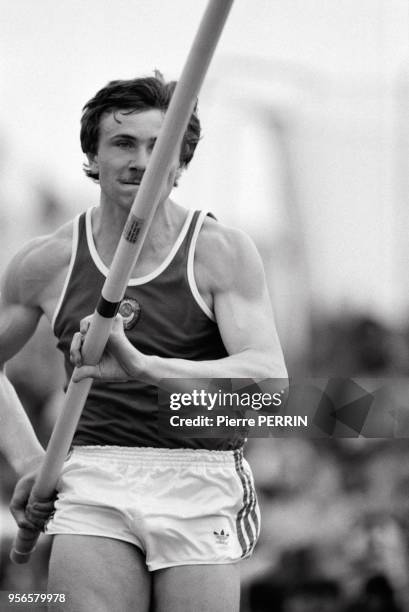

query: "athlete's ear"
(86, 153), (99, 175)
(173, 166), (183, 187)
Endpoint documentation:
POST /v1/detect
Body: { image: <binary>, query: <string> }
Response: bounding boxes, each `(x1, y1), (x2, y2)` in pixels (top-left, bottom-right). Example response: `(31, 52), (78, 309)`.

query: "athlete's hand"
(70, 314), (147, 382)
(10, 467), (56, 532)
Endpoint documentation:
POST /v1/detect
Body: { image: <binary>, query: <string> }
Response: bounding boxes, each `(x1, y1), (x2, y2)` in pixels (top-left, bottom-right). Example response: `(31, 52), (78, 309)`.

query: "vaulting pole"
(11, 0), (234, 564)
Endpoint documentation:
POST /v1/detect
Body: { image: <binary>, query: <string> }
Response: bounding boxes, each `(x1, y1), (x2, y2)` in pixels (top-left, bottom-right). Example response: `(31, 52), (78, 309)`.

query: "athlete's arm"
(0, 235), (69, 528)
(72, 223), (287, 382)
(147, 224), (286, 379)
(0, 246), (46, 476)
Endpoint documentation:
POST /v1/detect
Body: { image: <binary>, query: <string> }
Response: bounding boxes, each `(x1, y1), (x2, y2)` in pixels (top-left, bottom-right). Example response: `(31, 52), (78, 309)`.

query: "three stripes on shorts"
(234, 448), (260, 558)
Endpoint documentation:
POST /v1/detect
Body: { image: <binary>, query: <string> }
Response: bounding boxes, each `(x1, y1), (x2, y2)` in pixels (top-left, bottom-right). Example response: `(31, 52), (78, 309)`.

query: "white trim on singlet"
(51, 214), (81, 332)
(85, 207), (195, 286)
(187, 210), (215, 321)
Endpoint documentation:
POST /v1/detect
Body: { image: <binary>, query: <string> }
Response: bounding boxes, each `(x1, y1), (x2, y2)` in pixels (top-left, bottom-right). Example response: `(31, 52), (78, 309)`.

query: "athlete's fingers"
(112, 313), (125, 330)
(9, 476), (55, 532)
(79, 315), (92, 335)
(25, 497), (57, 531)
(107, 314), (125, 344)
(107, 314), (129, 348)
(28, 499), (56, 517)
(10, 486), (31, 529)
(72, 364), (100, 382)
(70, 331), (84, 367)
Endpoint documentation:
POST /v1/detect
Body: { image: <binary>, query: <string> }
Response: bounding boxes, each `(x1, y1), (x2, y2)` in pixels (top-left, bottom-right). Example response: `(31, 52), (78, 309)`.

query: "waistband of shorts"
(70, 445), (243, 467)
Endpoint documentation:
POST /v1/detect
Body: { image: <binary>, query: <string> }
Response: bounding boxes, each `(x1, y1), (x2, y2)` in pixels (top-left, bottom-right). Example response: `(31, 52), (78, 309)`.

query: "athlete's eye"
(117, 141), (133, 149)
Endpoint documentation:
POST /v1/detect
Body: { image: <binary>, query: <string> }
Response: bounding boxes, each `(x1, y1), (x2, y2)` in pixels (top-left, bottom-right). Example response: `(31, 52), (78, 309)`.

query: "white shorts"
(46, 446), (260, 571)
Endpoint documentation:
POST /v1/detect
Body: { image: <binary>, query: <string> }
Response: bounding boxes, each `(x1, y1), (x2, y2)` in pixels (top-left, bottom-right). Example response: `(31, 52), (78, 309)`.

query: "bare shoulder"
(195, 214), (266, 296)
(1, 219), (75, 307)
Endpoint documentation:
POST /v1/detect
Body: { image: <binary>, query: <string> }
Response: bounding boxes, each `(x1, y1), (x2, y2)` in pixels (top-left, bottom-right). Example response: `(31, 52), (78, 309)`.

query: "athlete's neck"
(90, 199), (188, 274)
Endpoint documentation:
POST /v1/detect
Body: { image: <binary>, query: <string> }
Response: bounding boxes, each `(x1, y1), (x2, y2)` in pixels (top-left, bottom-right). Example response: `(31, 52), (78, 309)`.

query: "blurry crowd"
(242, 434), (409, 611)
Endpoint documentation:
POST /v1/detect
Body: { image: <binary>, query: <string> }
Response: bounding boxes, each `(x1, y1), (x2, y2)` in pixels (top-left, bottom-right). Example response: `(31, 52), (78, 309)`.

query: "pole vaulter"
(11, 0), (234, 564)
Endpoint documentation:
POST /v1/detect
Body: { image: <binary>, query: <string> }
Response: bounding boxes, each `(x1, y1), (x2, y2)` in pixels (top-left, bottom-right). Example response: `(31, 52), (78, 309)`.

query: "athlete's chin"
(117, 193), (137, 210)
(118, 183), (140, 203)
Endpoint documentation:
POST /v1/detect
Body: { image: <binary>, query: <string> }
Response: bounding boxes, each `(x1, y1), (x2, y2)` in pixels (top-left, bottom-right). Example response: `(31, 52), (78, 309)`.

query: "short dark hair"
(80, 73), (201, 180)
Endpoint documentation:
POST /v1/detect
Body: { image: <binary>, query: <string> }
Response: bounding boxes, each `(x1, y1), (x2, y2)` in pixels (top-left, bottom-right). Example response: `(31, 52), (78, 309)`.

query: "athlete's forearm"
(140, 349), (287, 385)
(0, 370), (45, 477)
(72, 324), (288, 387)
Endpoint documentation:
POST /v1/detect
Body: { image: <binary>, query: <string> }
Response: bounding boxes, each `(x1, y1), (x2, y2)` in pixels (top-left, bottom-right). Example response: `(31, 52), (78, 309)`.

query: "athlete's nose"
(128, 145), (150, 169)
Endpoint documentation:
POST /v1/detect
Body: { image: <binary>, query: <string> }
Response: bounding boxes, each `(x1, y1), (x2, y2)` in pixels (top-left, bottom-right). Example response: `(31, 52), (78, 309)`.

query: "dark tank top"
(52, 207), (243, 450)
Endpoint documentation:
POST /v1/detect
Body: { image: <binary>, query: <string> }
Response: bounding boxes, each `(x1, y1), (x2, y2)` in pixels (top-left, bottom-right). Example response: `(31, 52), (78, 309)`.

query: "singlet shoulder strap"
(186, 210), (215, 321)
(51, 212), (82, 331)
(184, 210), (216, 251)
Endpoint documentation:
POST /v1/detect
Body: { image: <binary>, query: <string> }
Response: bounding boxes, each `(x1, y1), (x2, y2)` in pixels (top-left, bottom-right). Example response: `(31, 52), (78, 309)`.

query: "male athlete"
(1, 74), (287, 612)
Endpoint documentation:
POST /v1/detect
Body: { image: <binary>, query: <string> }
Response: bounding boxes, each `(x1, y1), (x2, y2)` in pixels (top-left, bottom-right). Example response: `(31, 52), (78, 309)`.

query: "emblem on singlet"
(119, 296), (141, 330)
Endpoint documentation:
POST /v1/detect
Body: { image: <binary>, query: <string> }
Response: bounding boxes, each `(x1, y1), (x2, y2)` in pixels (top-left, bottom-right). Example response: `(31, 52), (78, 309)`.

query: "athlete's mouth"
(121, 170), (145, 185)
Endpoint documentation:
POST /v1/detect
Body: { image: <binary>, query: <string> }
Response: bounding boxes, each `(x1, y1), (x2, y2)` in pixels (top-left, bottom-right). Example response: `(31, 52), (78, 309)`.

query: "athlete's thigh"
(48, 534), (151, 612)
(153, 563), (240, 612)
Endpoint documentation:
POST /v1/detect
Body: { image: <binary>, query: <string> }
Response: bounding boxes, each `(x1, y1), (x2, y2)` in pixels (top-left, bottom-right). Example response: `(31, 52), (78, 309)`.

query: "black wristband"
(96, 296), (121, 318)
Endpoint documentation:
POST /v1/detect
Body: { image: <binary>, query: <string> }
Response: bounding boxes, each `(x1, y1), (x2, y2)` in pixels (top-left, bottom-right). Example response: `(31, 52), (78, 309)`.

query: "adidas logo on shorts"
(213, 529), (229, 545)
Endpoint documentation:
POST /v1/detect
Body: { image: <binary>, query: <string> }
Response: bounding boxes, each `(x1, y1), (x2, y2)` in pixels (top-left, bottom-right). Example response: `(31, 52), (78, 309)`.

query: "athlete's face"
(87, 109), (181, 211)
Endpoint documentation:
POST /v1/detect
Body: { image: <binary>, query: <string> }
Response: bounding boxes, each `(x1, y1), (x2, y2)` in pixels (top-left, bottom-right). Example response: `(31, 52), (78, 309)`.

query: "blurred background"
(1, 0), (409, 610)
